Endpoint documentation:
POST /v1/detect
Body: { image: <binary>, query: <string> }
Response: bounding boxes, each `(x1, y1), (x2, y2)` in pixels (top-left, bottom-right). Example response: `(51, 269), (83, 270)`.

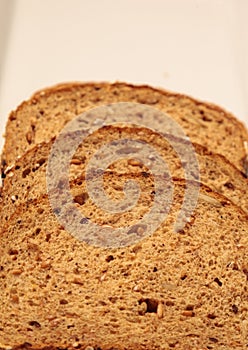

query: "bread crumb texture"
(0, 178), (248, 349)
(1, 82), (248, 350)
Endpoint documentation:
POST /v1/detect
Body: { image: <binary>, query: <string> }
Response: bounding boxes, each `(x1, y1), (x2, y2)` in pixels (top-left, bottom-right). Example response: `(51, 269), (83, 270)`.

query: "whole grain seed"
(138, 302), (147, 315)
(10, 294), (19, 303)
(127, 159), (143, 167)
(72, 278), (84, 285)
(40, 261), (51, 269)
(71, 158), (82, 165)
(182, 310), (195, 317)
(157, 302), (164, 319)
(26, 131), (33, 144)
(11, 269), (23, 276)
(198, 193), (222, 207)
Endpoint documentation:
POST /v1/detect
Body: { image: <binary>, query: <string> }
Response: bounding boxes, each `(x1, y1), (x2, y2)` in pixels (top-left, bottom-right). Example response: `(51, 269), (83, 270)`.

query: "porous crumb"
(1, 82), (248, 350)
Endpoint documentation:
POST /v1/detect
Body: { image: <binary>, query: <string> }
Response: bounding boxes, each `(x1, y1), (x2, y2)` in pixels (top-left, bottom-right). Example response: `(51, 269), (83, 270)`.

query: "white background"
(0, 0), (248, 153)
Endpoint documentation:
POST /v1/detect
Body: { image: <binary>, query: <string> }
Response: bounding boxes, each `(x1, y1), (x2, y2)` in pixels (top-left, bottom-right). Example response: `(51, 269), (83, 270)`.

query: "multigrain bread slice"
(0, 176), (248, 350)
(1, 124), (248, 228)
(1, 82), (248, 174)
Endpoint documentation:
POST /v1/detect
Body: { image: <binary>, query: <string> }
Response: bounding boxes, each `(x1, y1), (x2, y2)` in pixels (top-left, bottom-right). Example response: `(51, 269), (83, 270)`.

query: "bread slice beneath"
(1, 125), (248, 229)
(1, 82), (248, 174)
(0, 176), (248, 350)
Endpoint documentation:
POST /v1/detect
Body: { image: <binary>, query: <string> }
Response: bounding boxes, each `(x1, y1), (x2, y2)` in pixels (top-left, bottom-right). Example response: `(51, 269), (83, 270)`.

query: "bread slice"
(1, 124), (248, 229)
(0, 175), (248, 349)
(1, 82), (248, 174)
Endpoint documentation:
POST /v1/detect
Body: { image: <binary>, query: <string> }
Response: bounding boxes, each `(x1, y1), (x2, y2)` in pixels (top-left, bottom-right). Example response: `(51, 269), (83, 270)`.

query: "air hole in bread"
(21, 342), (32, 347)
(45, 233), (51, 242)
(28, 321), (41, 328)
(53, 208), (61, 215)
(37, 208), (44, 214)
(33, 228), (41, 237)
(209, 337), (218, 343)
(22, 168), (31, 178)
(139, 298), (159, 313)
(109, 297), (118, 304)
(180, 274), (187, 280)
(202, 115), (212, 122)
(74, 192), (89, 205)
(37, 158), (46, 167)
(8, 248), (18, 255)
(105, 255), (114, 262)
(67, 324), (75, 329)
(243, 268), (248, 280)
(231, 304), (238, 314)
(165, 300), (174, 307)
(224, 182), (235, 190)
(214, 277), (222, 286)
(185, 304), (194, 311)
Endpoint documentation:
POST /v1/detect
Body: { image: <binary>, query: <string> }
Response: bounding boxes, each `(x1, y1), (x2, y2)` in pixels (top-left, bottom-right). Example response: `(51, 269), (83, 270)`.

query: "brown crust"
(193, 142), (248, 179)
(27, 81), (247, 130)
(2, 81), (248, 173)
(2, 343), (148, 350)
(2, 128), (247, 185)
(7, 81), (248, 132)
